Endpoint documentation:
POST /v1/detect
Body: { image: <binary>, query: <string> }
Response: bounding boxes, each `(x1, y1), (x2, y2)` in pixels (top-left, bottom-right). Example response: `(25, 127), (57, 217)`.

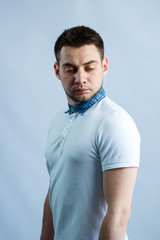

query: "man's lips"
(74, 88), (89, 94)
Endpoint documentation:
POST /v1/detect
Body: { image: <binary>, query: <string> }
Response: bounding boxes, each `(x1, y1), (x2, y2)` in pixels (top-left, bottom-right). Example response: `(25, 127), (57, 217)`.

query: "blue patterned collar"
(65, 88), (106, 115)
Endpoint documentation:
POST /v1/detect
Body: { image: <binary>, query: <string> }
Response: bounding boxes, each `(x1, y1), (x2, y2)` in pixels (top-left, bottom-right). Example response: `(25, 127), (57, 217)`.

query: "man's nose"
(74, 69), (86, 84)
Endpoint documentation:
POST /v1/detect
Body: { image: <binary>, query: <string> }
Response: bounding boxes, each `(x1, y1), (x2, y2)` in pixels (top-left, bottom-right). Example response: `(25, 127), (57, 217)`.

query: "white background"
(0, 0), (160, 239)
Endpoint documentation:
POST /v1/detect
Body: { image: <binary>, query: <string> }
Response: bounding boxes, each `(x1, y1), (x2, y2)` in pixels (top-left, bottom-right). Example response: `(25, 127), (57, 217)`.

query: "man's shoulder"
(95, 96), (130, 119)
(96, 97), (140, 140)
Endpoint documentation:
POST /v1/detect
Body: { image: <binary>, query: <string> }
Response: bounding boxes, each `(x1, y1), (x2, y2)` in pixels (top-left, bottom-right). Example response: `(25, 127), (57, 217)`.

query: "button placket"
(58, 114), (77, 155)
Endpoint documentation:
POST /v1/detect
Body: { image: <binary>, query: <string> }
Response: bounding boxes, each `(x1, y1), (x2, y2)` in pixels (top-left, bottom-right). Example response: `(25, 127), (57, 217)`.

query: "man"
(40, 26), (140, 240)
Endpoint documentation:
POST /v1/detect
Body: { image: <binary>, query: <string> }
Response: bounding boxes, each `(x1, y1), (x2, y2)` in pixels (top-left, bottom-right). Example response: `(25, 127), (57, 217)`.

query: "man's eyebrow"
(83, 60), (98, 66)
(62, 60), (98, 68)
(62, 63), (75, 67)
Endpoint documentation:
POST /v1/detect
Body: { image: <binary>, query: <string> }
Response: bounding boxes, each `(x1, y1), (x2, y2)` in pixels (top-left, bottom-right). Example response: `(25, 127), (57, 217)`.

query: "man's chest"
(45, 112), (101, 173)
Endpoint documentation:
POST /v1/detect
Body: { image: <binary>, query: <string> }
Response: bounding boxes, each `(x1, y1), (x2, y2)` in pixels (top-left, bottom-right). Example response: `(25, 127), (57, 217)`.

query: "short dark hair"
(54, 25), (104, 63)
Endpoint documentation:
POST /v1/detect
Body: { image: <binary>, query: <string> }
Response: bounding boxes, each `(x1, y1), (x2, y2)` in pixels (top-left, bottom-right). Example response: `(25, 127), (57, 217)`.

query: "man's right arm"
(40, 188), (54, 240)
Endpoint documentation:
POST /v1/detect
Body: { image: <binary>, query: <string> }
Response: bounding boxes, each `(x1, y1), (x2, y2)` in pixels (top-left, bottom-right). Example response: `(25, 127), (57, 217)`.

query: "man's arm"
(99, 167), (138, 240)
(40, 188), (54, 240)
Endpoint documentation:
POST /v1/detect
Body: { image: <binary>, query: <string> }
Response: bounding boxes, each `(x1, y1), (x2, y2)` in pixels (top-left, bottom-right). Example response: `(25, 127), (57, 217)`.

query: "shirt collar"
(65, 88), (106, 115)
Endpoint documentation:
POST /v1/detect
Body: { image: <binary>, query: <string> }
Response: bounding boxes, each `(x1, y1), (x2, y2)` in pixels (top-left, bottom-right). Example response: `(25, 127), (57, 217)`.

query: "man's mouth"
(75, 88), (89, 94)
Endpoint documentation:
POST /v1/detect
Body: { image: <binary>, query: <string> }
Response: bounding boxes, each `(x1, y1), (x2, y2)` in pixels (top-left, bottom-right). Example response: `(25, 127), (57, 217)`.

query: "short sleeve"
(96, 112), (141, 171)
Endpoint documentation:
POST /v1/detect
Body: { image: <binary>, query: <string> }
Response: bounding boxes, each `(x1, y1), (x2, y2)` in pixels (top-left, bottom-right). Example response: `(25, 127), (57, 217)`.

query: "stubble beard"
(65, 84), (103, 105)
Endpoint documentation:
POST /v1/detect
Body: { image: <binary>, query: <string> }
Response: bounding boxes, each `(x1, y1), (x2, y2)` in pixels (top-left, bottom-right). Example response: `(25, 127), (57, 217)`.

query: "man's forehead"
(59, 45), (101, 64)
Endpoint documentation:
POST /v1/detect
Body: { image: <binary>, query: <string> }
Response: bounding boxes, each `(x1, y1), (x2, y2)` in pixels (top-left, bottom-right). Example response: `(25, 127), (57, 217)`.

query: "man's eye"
(86, 67), (94, 71)
(65, 68), (75, 73)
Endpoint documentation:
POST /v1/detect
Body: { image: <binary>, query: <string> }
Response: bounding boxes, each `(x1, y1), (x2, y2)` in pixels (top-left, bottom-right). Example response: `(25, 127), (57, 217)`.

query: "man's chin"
(66, 89), (101, 105)
(73, 94), (94, 103)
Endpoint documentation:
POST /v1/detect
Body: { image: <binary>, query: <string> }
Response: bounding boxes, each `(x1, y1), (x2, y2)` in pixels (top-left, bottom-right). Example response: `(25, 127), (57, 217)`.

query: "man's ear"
(54, 62), (61, 79)
(102, 57), (108, 76)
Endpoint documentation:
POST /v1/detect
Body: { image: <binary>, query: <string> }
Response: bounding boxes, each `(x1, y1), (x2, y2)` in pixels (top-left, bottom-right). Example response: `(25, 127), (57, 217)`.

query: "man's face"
(54, 44), (108, 106)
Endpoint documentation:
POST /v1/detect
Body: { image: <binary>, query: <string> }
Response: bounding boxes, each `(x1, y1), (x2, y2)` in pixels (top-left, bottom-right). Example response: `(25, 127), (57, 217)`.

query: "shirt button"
(69, 118), (72, 123)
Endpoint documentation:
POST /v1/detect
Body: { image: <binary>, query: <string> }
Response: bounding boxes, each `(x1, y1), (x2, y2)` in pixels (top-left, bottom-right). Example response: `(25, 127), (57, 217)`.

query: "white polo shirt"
(45, 96), (140, 240)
